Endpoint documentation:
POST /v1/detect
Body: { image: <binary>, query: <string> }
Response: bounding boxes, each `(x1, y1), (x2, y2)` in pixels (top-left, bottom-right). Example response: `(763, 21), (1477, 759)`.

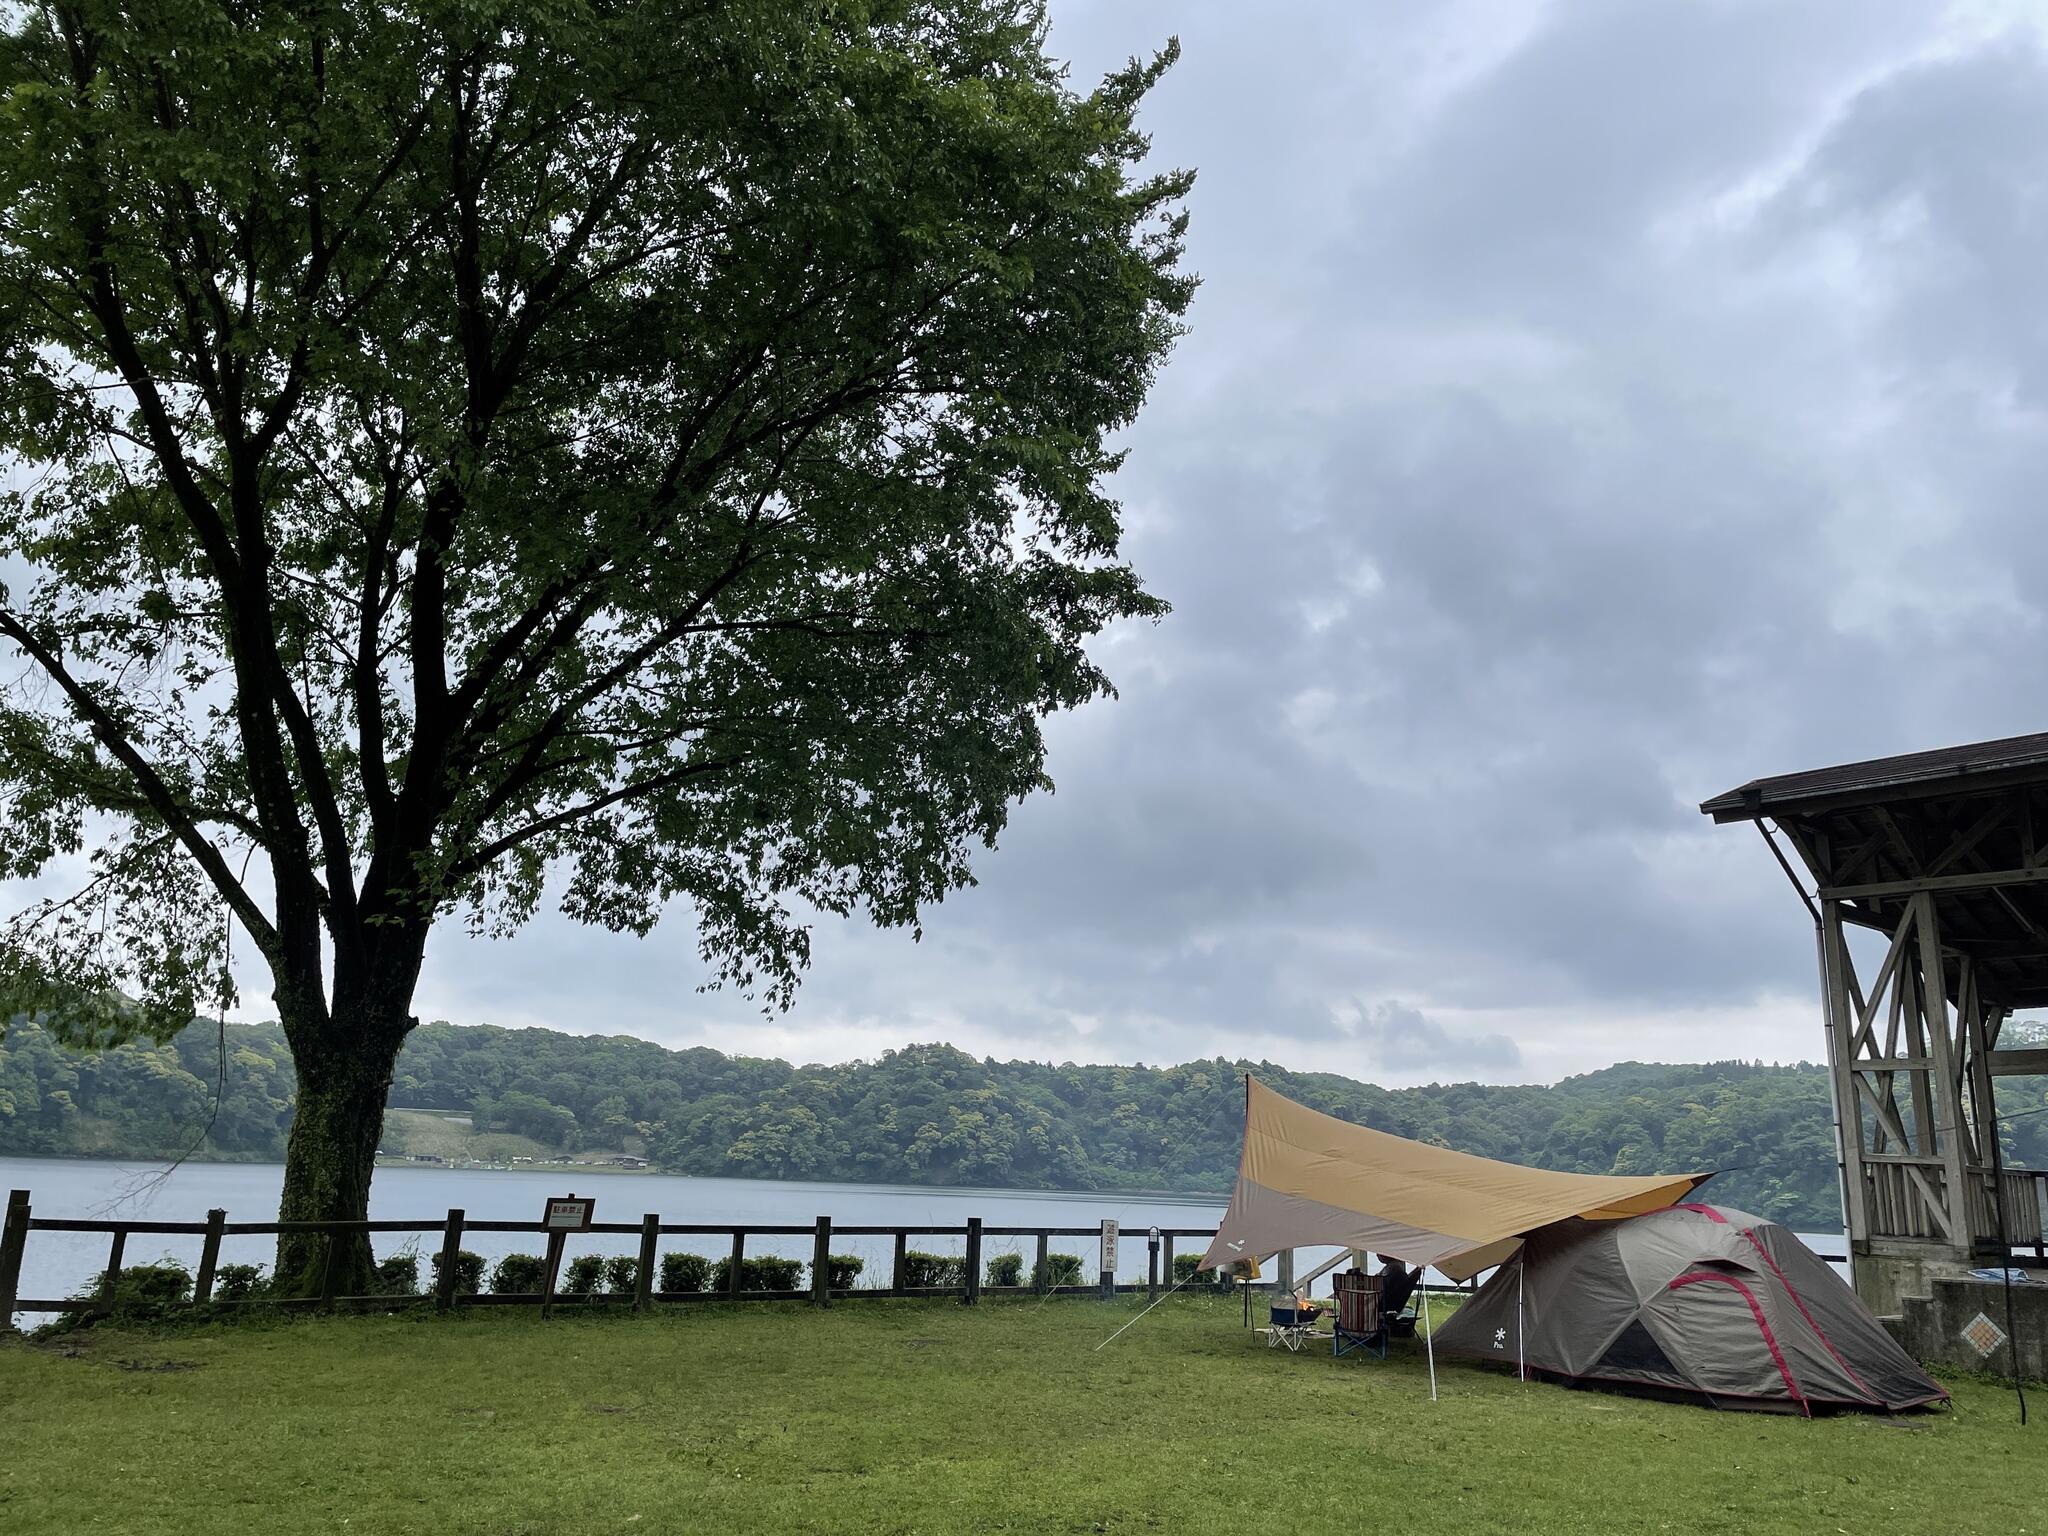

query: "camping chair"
(1379, 1264), (1423, 1339)
(1332, 1271), (1387, 1360)
(1264, 1299), (1321, 1351)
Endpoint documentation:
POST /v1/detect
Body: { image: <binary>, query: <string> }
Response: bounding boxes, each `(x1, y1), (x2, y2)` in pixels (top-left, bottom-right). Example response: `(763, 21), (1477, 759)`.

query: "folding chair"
(1379, 1262), (1423, 1338)
(1264, 1300), (1319, 1351)
(1332, 1270), (1387, 1360)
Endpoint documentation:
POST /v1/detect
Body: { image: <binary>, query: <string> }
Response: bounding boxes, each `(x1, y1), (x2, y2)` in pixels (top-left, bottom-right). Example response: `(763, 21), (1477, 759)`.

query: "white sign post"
(1099, 1219), (1119, 1298)
(540, 1194), (595, 1319)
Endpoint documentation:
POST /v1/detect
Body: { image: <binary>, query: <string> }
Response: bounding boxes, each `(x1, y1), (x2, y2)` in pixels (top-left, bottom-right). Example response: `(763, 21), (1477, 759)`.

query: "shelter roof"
(1701, 730), (2048, 822)
(1701, 731), (2048, 1009)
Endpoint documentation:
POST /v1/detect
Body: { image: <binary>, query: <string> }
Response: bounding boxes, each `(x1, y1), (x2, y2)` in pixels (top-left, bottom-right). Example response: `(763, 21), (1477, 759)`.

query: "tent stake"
(1422, 1284), (1438, 1402)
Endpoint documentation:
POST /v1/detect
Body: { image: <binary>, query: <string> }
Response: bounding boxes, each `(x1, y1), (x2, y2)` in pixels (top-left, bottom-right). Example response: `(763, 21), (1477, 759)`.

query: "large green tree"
(0, 0), (1192, 1287)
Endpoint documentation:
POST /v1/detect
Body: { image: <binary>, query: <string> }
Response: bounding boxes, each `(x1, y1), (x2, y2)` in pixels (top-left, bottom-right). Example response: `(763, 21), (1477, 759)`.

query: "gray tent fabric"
(1432, 1203), (1947, 1414)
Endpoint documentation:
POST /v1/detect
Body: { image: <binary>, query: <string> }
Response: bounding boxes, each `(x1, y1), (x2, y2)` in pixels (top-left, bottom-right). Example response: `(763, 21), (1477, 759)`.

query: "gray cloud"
(26, 1), (2048, 1087)
(411, 5), (2048, 1083)
(1338, 999), (1524, 1078)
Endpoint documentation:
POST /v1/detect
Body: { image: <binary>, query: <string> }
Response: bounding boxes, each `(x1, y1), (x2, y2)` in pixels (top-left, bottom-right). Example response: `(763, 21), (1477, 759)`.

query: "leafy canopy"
(0, 0), (1193, 1043)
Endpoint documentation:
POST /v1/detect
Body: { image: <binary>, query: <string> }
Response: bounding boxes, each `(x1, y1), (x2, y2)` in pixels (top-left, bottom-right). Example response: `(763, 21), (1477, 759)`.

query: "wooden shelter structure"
(1704, 732), (2048, 1317)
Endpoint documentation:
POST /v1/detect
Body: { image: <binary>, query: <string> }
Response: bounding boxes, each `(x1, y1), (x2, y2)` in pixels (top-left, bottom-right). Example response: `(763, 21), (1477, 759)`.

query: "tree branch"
(448, 757), (741, 879)
(0, 606), (280, 961)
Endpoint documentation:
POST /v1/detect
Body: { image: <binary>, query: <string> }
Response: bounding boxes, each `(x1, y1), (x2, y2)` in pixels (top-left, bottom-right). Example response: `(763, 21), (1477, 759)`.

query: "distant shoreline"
(0, 1148), (1231, 1206)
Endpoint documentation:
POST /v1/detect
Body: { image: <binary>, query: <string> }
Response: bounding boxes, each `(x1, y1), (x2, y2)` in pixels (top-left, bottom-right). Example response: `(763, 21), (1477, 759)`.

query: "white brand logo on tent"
(1493, 1327), (1507, 1350)
(1961, 1312), (2008, 1359)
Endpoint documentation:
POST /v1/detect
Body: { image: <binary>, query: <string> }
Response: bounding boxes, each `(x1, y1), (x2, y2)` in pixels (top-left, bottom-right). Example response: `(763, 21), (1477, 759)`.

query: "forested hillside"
(5, 1017), (2045, 1230)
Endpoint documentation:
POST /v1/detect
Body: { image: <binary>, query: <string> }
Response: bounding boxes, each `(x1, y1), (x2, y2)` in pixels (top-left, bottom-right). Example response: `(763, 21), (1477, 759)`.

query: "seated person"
(1375, 1255), (1422, 1317)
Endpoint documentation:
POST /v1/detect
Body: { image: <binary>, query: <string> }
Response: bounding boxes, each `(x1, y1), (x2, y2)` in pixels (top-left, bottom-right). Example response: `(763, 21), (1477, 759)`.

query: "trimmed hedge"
(604, 1256), (639, 1295)
(821, 1253), (864, 1290)
(430, 1249), (486, 1297)
(901, 1251), (965, 1289)
(490, 1253), (546, 1294)
(1173, 1252), (1234, 1288)
(985, 1252), (1024, 1287)
(1030, 1253), (1083, 1289)
(212, 1263), (267, 1302)
(659, 1252), (710, 1293)
(710, 1254), (804, 1292)
(374, 1253), (420, 1296)
(562, 1254), (607, 1295)
(53, 1259), (193, 1330)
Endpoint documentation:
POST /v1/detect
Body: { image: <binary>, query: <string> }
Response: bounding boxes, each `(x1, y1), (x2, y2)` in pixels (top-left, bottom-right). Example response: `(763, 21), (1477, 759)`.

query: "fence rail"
(0, 1189), (1254, 1325)
(0, 1188), (1879, 1329)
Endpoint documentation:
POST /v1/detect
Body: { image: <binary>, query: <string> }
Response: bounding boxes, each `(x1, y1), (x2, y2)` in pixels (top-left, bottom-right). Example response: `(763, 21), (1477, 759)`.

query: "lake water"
(0, 1155), (1232, 1319)
(1, 1155), (1847, 1323)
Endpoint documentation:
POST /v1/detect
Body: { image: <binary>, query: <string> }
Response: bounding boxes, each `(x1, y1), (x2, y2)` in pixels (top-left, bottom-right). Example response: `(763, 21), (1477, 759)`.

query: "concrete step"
(1877, 1313), (1907, 1349)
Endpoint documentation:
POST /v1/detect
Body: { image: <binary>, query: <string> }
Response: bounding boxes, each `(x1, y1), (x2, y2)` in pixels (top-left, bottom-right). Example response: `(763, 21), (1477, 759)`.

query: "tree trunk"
(274, 1022), (406, 1296)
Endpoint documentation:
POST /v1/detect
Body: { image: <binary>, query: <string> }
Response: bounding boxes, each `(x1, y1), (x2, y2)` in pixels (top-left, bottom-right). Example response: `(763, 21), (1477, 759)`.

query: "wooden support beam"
(1914, 892), (1970, 1247)
(1990, 1046), (2048, 1076)
(1823, 865), (2048, 900)
(1822, 904), (1873, 1240)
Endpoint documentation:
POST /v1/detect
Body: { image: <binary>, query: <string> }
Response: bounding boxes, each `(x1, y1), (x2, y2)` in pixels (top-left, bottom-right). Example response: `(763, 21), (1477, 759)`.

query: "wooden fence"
(0, 1190), (1236, 1324)
(0, 1188), (1876, 1328)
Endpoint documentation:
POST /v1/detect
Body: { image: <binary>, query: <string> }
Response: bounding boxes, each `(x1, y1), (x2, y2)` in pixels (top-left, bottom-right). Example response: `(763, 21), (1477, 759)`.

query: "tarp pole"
(1422, 1284), (1438, 1402)
(1517, 1261), (1526, 1383)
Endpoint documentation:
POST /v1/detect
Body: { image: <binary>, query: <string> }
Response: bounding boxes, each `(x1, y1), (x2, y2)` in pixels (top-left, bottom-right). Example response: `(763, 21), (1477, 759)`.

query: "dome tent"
(1432, 1203), (1947, 1414)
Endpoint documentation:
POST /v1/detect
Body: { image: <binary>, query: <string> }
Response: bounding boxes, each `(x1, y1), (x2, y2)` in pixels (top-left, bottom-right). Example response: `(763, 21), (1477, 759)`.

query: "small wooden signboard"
(546, 1195), (595, 1232)
(541, 1194), (595, 1318)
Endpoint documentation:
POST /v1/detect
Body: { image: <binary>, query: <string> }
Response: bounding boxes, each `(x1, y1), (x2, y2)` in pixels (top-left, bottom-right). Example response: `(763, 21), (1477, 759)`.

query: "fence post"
(0, 1191), (29, 1332)
(100, 1229), (128, 1307)
(634, 1215), (659, 1312)
(811, 1216), (832, 1306)
(1034, 1232), (1050, 1294)
(435, 1208), (465, 1311)
(193, 1209), (227, 1304)
(1162, 1234), (1175, 1291)
(891, 1231), (908, 1296)
(963, 1218), (982, 1306)
(1099, 1220), (1116, 1300)
(1147, 1230), (1159, 1301)
(726, 1231), (745, 1298)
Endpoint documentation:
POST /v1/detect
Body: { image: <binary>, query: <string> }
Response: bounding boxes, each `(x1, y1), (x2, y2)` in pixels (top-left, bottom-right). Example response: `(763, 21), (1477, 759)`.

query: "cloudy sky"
(21, 0), (2048, 1086)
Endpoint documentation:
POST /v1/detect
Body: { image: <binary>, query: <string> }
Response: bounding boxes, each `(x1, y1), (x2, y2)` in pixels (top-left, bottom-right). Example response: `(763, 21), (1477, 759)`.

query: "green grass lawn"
(0, 1293), (2038, 1535)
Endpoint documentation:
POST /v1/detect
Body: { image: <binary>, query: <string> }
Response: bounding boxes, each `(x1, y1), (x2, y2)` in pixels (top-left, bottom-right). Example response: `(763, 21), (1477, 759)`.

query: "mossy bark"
(274, 1019), (407, 1295)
